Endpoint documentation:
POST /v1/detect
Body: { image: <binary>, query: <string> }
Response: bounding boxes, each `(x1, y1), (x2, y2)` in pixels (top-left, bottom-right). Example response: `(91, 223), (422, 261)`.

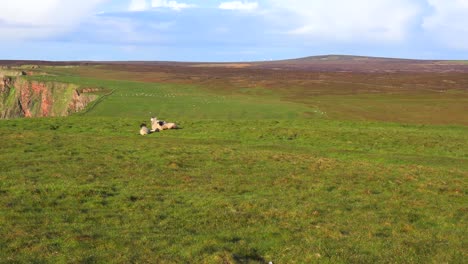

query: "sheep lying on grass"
(162, 122), (178, 130)
(139, 124), (150, 135)
(150, 117), (178, 131)
(140, 117), (178, 135)
(150, 117), (163, 132)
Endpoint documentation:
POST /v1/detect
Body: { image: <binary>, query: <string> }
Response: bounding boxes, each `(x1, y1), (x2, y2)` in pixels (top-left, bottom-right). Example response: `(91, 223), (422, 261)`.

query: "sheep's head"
(140, 123), (147, 128)
(151, 117), (158, 123)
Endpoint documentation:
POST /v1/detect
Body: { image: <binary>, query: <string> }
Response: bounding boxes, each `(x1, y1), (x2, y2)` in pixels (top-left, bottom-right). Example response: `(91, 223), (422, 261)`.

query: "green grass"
(443, 60), (468, 65)
(0, 69), (467, 263)
(41, 64), (468, 126)
(295, 92), (468, 125)
(27, 75), (312, 120)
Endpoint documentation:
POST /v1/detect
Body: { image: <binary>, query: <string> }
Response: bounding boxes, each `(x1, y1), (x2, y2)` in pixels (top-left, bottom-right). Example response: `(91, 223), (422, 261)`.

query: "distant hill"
(275, 55), (422, 62)
(249, 55), (468, 73)
(1, 55), (468, 73)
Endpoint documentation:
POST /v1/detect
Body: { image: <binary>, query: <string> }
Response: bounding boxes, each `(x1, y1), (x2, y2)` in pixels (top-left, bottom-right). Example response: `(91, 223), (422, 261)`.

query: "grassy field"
(44, 64), (468, 125)
(0, 66), (467, 263)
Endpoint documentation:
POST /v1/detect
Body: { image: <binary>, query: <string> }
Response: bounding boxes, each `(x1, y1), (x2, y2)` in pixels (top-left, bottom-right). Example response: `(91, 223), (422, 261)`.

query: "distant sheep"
(139, 123), (150, 135)
(162, 122), (178, 130)
(151, 117), (178, 131)
(150, 117), (163, 132)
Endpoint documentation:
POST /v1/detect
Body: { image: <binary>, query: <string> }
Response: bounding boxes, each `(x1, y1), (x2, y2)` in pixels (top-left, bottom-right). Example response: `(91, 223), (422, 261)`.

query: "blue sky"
(0, 0), (467, 61)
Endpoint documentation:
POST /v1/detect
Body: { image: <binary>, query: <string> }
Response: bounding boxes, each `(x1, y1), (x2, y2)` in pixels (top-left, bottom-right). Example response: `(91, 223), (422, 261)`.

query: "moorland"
(0, 55), (467, 263)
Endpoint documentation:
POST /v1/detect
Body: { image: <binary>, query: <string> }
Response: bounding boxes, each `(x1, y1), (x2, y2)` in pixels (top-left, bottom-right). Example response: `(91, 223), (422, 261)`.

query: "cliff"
(0, 71), (99, 118)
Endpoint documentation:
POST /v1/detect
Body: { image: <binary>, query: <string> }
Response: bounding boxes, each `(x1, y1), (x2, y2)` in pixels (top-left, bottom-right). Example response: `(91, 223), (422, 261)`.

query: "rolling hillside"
(0, 59), (466, 263)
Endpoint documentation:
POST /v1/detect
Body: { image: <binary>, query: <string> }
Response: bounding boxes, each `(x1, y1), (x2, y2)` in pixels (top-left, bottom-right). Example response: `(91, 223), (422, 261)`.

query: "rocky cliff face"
(0, 71), (99, 118)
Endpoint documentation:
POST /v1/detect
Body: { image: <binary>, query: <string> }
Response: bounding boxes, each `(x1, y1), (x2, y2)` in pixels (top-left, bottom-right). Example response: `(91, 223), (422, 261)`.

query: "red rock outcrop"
(1, 76), (100, 118)
(17, 81), (53, 117)
(69, 89), (95, 113)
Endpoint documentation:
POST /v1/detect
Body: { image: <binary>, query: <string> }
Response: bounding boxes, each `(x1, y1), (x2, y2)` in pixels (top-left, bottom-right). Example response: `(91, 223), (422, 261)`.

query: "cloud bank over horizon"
(0, 0), (467, 61)
(0, 0), (107, 40)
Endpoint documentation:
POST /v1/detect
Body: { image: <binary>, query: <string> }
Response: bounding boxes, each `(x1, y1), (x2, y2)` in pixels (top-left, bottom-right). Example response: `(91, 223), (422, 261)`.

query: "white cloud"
(151, 0), (194, 11)
(129, 0), (149, 11)
(0, 0), (106, 40)
(219, 1), (259, 11)
(266, 0), (421, 43)
(423, 0), (468, 49)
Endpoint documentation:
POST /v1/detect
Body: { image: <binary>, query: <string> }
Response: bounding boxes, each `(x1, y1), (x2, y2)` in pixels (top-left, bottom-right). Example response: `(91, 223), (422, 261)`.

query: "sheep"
(139, 123), (150, 135)
(162, 122), (178, 130)
(151, 117), (178, 131)
(150, 117), (164, 132)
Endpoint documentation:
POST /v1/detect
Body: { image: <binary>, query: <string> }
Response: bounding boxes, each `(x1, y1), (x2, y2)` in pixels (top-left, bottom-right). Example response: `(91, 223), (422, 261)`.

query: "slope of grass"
(0, 67), (467, 263)
(43, 65), (468, 125)
(294, 92), (468, 125)
(0, 117), (466, 263)
(27, 75), (312, 120)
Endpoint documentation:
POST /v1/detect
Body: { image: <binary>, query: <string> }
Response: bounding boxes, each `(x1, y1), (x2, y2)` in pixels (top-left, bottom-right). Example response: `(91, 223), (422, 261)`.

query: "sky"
(0, 0), (467, 61)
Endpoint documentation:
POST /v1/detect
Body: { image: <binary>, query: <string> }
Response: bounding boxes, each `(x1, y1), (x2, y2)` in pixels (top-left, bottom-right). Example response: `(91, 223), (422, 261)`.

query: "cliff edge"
(0, 70), (99, 118)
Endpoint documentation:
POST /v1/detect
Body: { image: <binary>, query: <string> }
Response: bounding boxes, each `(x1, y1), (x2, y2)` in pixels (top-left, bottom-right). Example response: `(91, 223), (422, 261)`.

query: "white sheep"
(150, 117), (163, 132)
(139, 123), (150, 135)
(162, 122), (178, 130)
(151, 117), (178, 131)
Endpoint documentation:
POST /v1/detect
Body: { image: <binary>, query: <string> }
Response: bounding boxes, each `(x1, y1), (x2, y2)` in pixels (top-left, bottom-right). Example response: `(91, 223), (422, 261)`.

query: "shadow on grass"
(232, 248), (266, 263)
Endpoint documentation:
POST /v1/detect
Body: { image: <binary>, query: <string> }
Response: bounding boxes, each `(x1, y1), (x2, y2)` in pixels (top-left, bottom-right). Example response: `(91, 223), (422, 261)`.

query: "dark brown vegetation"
(42, 55), (468, 125)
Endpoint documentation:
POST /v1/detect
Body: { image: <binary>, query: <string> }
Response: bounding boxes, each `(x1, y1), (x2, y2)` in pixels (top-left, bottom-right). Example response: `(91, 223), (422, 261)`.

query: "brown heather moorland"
(38, 55), (468, 125)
